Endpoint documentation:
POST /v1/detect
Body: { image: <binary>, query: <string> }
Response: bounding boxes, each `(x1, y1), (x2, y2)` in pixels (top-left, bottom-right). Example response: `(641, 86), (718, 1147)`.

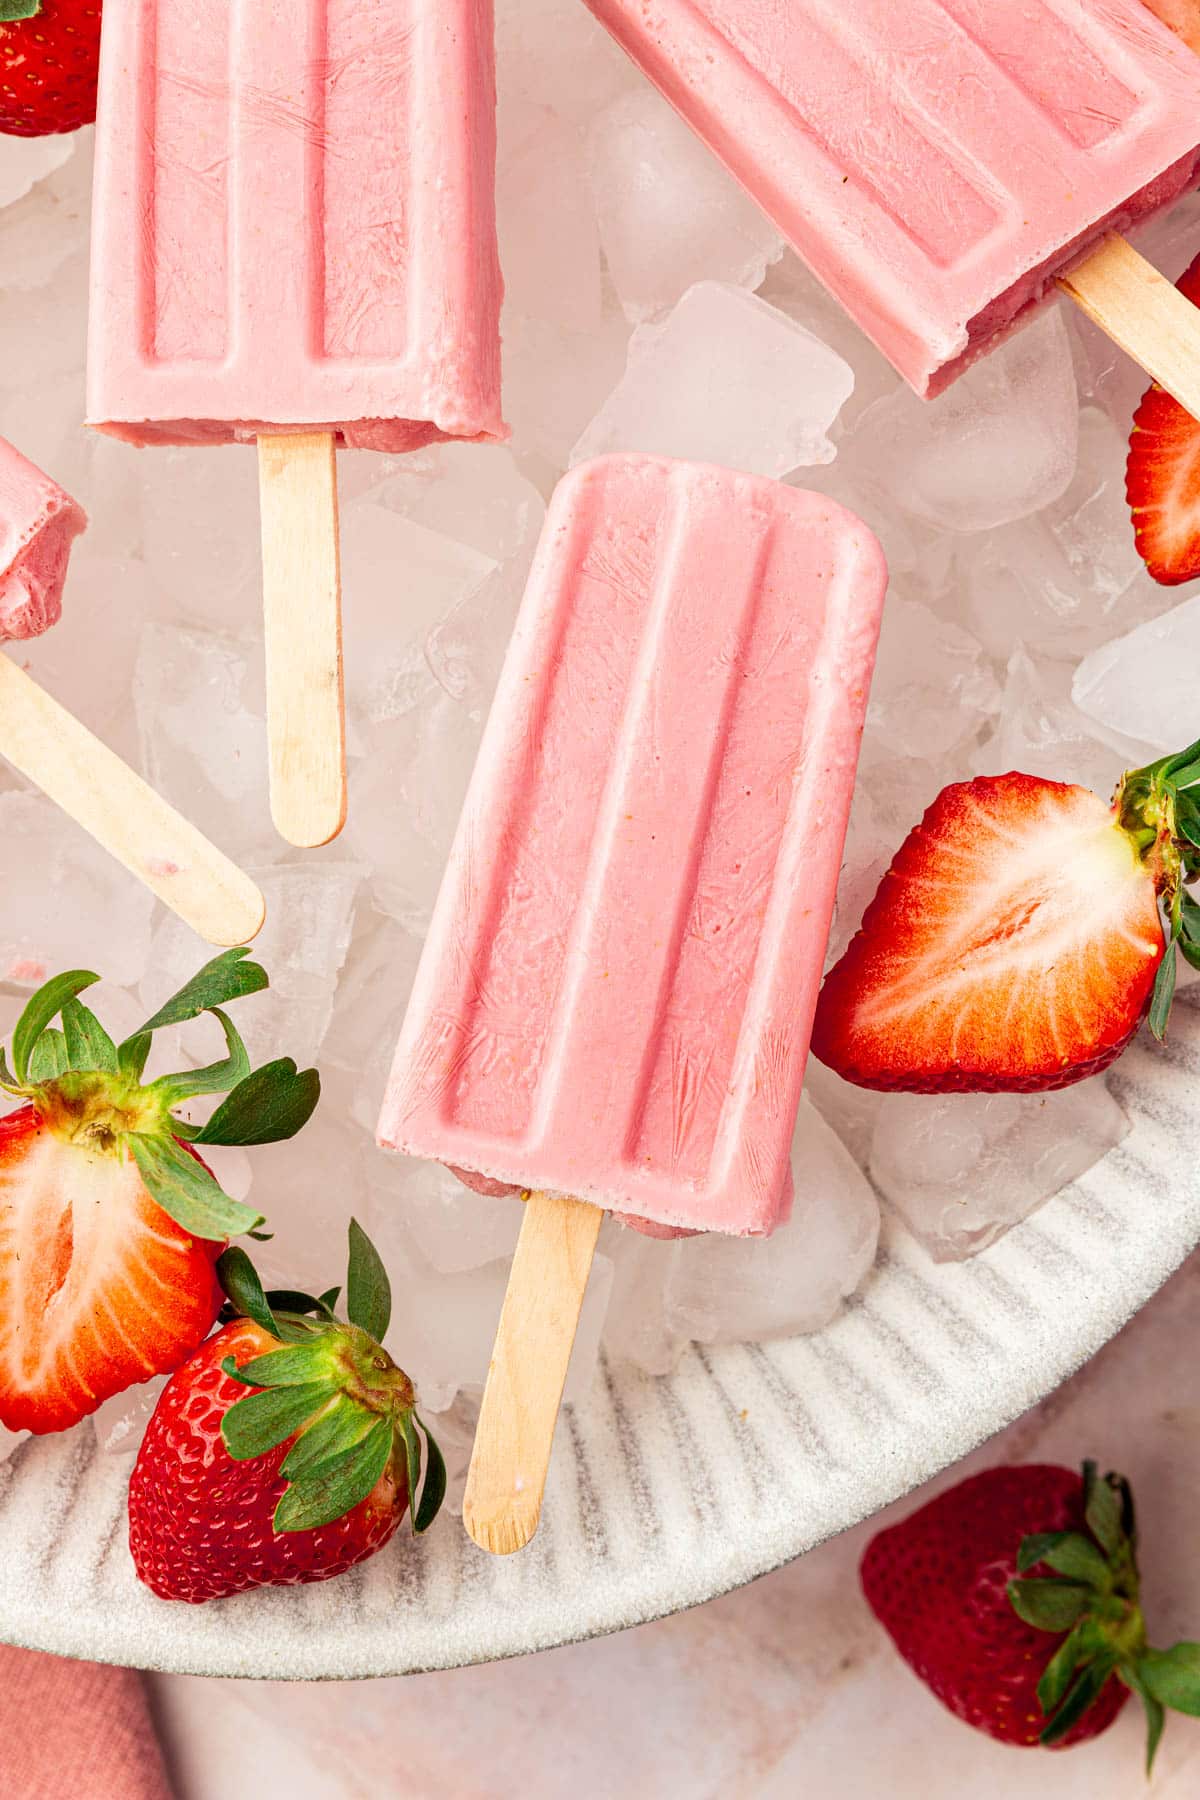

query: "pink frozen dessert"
(0, 435), (87, 644)
(378, 454), (888, 1239)
(582, 0), (1200, 397)
(86, 0), (505, 450)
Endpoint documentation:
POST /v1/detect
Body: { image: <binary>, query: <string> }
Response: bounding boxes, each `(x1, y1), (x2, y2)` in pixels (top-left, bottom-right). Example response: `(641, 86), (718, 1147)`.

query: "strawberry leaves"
(0, 952), (320, 1244)
(1009, 1461), (1200, 1771)
(1113, 738), (1200, 1043)
(215, 1223), (446, 1539)
(0, 2), (43, 20)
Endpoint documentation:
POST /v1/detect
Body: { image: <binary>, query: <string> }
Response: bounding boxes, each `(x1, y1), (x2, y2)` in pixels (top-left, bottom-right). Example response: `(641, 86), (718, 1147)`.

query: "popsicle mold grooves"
(379, 455), (888, 1238)
(87, 0), (506, 448)
(582, 0), (1200, 394)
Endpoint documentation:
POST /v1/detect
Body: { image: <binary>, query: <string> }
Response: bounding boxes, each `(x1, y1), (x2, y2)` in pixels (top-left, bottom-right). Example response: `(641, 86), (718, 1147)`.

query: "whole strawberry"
(0, 0), (101, 137)
(0, 950), (319, 1432)
(812, 738), (1200, 1092)
(862, 1461), (1200, 1769)
(129, 1223), (445, 1603)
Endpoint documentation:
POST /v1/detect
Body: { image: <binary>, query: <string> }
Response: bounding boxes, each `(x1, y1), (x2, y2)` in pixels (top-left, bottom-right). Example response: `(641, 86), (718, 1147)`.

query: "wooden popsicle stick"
(463, 1190), (603, 1555)
(0, 652), (265, 946)
(1058, 234), (1200, 421)
(258, 431), (346, 849)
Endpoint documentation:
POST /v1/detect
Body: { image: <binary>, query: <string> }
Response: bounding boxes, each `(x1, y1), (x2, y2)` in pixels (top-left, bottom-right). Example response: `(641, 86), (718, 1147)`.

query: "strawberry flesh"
(0, 1105), (222, 1433)
(129, 1320), (407, 1604)
(861, 1465), (1128, 1749)
(812, 774), (1163, 1092)
(1126, 250), (1200, 585)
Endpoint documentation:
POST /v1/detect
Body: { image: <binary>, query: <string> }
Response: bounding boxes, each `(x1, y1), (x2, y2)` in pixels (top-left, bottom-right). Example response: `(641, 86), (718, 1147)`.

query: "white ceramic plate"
(1, 998), (1197, 1679)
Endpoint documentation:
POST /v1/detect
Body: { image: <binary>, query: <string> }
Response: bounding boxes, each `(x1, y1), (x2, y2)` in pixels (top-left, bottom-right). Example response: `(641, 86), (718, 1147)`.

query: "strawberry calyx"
(0, 950), (320, 1243)
(1112, 736), (1200, 1037)
(214, 1221), (446, 1537)
(0, 3), (43, 21)
(1009, 1462), (1200, 1771)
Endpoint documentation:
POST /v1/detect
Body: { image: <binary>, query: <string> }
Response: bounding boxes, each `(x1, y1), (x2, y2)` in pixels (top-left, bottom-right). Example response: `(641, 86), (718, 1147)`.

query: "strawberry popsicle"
(378, 454), (887, 1551)
(0, 435), (263, 947)
(87, 0), (506, 847)
(0, 436), (86, 644)
(583, 0), (1200, 412)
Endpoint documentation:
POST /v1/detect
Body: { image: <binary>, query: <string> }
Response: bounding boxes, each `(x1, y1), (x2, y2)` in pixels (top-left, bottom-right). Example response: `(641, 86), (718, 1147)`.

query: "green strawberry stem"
(0, 2), (43, 21)
(1008, 1461), (1200, 1771)
(0, 950), (320, 1241)
(216, 1223), (446, 1537)
(1113, 737), (1200, 1039)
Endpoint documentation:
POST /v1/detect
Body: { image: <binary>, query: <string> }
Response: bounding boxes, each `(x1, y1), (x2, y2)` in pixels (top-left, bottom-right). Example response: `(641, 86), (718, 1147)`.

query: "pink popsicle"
(0, 436), (87, 644)
(378, 455), (886, 1551)
(87, 0), (504, 449)
(86, 0), (507, 847)
(380, 455), (886, 1232)
(582, 0), (1200, 405)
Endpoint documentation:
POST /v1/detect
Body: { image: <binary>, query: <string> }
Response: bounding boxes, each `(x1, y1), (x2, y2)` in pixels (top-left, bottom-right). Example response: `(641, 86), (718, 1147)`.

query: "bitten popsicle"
(583, 0), (1200, 412)
(378, 454), (888, 1553)
(87, 0), (506, 847)
(0, 435), (263, 946)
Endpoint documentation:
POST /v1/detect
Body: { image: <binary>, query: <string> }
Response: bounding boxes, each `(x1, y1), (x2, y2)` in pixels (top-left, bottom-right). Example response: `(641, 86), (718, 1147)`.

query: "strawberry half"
(129, 1224), (445, 1604)
(862, 1460), (1200, 1770)
(0, 0), (101, 138)
(1126, 249), (1200, 584)
(0, 950), (320, 1433)
(812, 739), (1200, 1093)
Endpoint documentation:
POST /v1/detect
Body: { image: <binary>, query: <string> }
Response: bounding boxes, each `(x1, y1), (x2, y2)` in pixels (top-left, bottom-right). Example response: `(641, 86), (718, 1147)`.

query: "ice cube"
(142, 862), (364, 1068)
(866, 597), (1001, 761)
(601, 1228), (685, 1376)
(856, 307), (1079, 531)
(495, 0), (635, 123)
(339, 501), (498, 724)
(972, 651), (1133, 796)
(366, 442), (546, 568)
(965, 409), (1169, 661)
(572, 282), (854, 476)
(503, 310), (633, 475)
(0, 134), (74, 211)
(589, 88), (784, 323)
(344, 698), (481, 933)
(134, 622), (277, 862)
(138, 448), (262, 637)
(0, 792), (155, 989)
(0, 129), (92, 292)
(91, 1376), (166, 1456)
(665, 1100), (879, 1345)
(322, 908), (425, 1133)
(16, 555), (153, 763)
(870, 1080), (1129, 1261)
(367, 1155), (525, 1276)
(498, 104), (602, 332)
(802, 1059), (886, 1170)
(242, 1110), (374, 1290)
(1072, 591), (1200, 752)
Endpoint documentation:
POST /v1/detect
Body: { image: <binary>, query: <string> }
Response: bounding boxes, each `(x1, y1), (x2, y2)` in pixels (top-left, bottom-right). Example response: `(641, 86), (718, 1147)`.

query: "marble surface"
(149, 1247), (1200, 1799)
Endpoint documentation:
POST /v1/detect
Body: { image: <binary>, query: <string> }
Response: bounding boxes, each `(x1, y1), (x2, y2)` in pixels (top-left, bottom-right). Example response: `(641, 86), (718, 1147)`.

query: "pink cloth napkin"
(0, 1645), (172, 1800)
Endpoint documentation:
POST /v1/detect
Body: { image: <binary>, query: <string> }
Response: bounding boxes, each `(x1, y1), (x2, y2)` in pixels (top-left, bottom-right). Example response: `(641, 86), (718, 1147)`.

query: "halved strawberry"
(1127, 250), (1200, 584)
(0, 951), (320, 1433)
(811, 741), (1200, 1093)
(129, 1224), (445, 1604)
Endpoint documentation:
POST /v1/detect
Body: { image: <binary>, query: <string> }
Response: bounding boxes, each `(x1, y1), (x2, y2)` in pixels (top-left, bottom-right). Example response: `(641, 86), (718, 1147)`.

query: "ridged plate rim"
(0, 1006), (1196, 1680)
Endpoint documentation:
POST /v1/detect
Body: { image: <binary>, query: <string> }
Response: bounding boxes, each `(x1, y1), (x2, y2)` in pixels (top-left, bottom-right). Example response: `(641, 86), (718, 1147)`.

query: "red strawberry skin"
(129, 1320), (409, 1604)
(0, 1105), (223, 1434)
(812, 774), (1163, 1093)
(861, 1465), (1129, 1749)
(0, 0), (101, 137)
(1127, 251), (1200, 585)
